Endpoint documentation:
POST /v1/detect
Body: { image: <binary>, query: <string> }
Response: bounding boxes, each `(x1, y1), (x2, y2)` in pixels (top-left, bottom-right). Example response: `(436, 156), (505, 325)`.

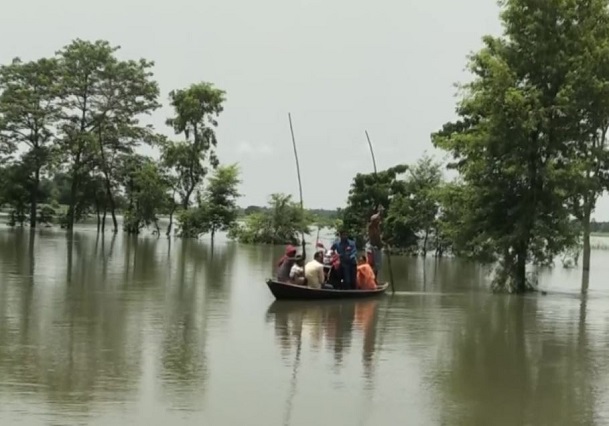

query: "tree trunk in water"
(582, 202), (592, 275)
(166, 206), (176, 237)
(30, 169), (40, 228)
(109, 194), (118, 233)
(211, 229), (215, 250)
(182, 189), (193, 210)
(422, 229), (429, 257)
(515, 245), (527, 293)
(67, 173), (78, 231)
(96, 202), (101, 233)
(102, 207), (107, 233)
(101, 175), (118, 233)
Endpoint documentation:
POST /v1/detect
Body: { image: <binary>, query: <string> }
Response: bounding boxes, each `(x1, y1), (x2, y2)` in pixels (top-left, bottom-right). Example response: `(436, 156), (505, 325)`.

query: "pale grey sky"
(2, 0), (608, 219)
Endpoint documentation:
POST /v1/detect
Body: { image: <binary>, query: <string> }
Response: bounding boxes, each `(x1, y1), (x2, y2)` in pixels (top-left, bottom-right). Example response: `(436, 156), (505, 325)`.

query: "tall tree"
(56, 39), (113, 230)
(94, 56), (160, 232)
(433, 0), (584, 292)
(56, 39), (159, 232)
(202, 164), (241, 247)
(403, 155), (443, 256)
(559, 0), (609, 280)
(0, 57), (60, 228)
(165, 82), (225, 209)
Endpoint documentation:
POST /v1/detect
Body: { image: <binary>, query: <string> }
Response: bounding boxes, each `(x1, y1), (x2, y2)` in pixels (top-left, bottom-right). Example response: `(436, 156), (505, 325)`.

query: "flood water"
(2, 226), (609, 425)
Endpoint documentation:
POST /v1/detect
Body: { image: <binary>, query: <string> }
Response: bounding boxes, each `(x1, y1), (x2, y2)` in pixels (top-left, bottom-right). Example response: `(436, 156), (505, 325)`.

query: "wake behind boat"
(266, 279), (389, 300)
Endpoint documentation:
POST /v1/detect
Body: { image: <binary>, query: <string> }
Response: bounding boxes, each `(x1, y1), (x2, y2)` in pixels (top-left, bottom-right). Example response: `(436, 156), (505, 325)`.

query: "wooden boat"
(266, 279), (389, 300)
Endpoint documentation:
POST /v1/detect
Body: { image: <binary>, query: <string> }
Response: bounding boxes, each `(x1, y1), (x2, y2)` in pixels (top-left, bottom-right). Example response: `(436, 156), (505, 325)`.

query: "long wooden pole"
(289, 113), (306, 259)
(365, 130), (395, 294)
(365, 130), (378, 173)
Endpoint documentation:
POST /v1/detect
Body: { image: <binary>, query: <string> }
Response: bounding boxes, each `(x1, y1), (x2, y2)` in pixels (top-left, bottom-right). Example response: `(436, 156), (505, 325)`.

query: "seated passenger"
(357, 255), (377, 290)
(305, 251), (325, 289)
(289, 255), (306, 285)
(277, 245), (297, 282)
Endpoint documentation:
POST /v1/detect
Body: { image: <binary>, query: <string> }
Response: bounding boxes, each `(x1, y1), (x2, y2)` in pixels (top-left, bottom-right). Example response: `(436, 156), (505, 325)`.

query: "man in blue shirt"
(331, 229), (358, 290)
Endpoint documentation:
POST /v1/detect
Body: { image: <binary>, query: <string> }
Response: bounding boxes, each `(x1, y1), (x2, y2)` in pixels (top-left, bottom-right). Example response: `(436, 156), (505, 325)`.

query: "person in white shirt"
(304, 251), (325, 289)
(289, 255), (306, 285)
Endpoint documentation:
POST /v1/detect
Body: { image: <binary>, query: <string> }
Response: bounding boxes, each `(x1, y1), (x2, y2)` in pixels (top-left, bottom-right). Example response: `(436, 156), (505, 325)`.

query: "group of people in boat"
(276, 207), (384, 291)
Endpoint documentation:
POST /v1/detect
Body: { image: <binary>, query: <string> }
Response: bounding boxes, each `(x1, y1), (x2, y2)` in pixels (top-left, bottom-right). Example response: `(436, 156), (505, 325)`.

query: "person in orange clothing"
(356, 255), (377, 290)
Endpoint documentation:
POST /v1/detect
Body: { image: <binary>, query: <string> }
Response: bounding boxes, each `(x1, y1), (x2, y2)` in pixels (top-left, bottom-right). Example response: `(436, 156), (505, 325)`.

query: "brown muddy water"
(1, 226), (609, 425)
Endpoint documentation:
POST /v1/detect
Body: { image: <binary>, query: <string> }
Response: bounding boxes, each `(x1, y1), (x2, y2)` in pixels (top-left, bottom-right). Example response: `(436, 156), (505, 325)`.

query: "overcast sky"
(2, 0), (609, 219)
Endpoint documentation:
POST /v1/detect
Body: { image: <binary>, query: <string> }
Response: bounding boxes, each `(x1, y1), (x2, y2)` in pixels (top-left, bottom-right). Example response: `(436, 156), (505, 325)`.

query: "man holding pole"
(366, 205), (384, 279)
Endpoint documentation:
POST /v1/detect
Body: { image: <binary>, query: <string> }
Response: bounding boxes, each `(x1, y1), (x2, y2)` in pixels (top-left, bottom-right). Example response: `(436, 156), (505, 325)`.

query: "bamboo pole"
(288, 113), (306, 259)
(365, 130), (395, 294)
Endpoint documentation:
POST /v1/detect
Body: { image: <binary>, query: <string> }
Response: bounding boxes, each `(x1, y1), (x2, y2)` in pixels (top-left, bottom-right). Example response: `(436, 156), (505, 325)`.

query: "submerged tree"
(0, 162), (31, 226)
(340, 165), (409, 247)
(56, 39), (160, 232)
(0, 57), (60, 228)
(230, 193), (311, 245)
(432, 0), (592, 292)
(122, 155), (170, 234)
(179, 164), (241, 246)
(557, 0), (609, 281)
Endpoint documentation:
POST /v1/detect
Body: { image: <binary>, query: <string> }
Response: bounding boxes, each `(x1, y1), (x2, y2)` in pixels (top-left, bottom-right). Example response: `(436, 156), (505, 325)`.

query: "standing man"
(366, 205), (384, 279)
(331, 229), (357, 289)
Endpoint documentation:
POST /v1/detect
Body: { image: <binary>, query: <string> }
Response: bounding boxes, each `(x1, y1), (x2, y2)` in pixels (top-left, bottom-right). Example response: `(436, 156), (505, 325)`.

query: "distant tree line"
(590, 222), (609, 234)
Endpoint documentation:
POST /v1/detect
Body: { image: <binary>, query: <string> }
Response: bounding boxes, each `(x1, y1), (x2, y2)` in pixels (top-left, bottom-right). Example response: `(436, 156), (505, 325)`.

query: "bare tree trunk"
(30, 168), (40, 228)
(166, 204), (176, 237)
(515, 244), (527, 293)
(106, 184), (118, 233)
(67, 171), (78, 231)
(582, 201), (592, 275)
(422, 228), (429, 257)
(102, 206), (107, 233)
(182, 187), (194, 210)
(96, 201), (101, 233)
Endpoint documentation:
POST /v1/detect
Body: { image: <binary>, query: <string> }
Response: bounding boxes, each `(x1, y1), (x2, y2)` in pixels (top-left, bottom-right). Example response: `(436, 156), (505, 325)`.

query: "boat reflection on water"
(265, 299), (381, 373)
(266, 299), (383, 426)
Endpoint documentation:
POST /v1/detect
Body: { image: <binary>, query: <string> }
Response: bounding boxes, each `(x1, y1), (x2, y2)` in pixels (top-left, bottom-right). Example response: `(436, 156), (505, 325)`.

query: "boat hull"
(266, 279), (389, 300)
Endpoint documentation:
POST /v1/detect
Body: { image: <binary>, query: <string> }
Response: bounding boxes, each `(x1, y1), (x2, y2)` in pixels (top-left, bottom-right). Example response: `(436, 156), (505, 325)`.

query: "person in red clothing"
(357, 255), (377, 290)
(276, 245), (298, 282)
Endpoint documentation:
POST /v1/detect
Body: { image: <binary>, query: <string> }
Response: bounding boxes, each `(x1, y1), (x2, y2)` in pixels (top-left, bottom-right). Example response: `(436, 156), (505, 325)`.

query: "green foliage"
(56, 39), (161, 231)
(160, 139), (207, 209)
(178, 164), (241, 240)
(0, 57), (61, 227)
(340, 164), (409, 247)
(431, 0), (596, 292)
(340, 158), (450, 254)
(202, 164), (241, 238)
(241, 205), (338, 228)
(165, 82), (226, 209)
(0, 163), (31, 226)
(38, 205), (56, 225)
(122, 156), (170, 234)
(230, 193), (312, 244)
(387, 155), (444, 254)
